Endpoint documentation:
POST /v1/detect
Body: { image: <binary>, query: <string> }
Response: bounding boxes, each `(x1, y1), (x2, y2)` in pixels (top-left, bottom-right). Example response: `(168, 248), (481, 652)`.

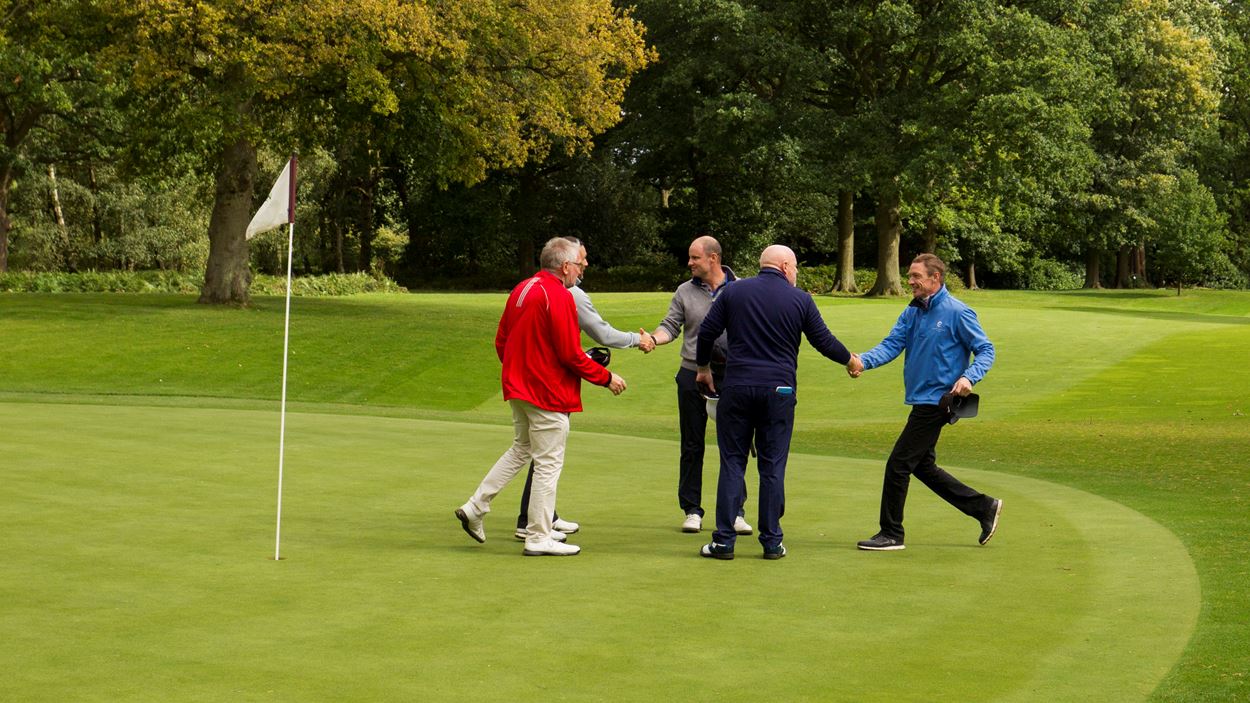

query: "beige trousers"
(466, 399), (570, 544)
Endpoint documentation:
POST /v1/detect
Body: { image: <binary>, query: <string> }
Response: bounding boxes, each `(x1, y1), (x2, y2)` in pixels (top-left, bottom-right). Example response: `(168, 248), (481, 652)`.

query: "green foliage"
(0, 269), (202, 293)
(8, 166), (210, 273)
(1011, 256), (1085, 291)
(246, 272), (406, 296)
(0, 270), (404, 295)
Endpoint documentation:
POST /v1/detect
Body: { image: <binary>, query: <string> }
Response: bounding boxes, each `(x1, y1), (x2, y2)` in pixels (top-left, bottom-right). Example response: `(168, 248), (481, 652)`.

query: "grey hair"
(540, 237), (581, 271)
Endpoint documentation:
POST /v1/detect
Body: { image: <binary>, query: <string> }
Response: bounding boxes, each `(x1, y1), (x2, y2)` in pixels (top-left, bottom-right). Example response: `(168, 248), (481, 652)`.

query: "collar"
(692, 265), (737, 291)
(758, 267), (787, 281)
(908, 285), (948, 311)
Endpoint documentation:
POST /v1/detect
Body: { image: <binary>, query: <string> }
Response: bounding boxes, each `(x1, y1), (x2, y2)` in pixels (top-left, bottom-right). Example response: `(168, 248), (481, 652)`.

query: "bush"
(0, 270), (405, 296)
(1015, 257), (1084, 291)
(0, 270), (203, 293)
(251, 272), (407, 296)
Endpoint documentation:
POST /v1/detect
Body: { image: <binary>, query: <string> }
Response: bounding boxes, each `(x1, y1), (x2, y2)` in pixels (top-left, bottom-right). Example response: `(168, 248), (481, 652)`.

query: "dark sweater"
(695, 268), (851, 389)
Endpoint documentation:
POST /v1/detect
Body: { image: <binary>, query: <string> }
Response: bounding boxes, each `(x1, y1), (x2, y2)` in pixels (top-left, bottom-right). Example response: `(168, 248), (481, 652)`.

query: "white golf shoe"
(682, 513), (702, 533)
(522, 539), (581, 556)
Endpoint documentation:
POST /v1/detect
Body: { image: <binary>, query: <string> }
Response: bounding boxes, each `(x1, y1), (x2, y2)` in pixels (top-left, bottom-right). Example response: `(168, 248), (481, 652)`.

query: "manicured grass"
(1, 289), (1247, 701)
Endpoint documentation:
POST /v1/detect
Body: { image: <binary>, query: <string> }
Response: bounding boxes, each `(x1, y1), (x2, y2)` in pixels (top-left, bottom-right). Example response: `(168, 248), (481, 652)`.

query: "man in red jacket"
(456, 237), (628, 556)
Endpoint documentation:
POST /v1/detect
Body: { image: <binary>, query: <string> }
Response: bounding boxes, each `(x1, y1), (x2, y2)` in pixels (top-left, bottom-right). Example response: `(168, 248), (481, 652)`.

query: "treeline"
(3, 1), (1248, 300)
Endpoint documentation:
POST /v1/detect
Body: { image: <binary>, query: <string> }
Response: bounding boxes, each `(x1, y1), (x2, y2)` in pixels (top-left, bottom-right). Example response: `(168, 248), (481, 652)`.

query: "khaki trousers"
(466, 399), (570, 545)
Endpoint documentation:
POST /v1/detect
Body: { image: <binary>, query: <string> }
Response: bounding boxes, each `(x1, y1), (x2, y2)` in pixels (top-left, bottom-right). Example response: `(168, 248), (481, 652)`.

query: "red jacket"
(496, 270), (611, 413)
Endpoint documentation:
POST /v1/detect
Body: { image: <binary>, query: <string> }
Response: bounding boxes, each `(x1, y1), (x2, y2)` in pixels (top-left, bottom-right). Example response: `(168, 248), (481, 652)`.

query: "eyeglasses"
(567, 260), (589, 271)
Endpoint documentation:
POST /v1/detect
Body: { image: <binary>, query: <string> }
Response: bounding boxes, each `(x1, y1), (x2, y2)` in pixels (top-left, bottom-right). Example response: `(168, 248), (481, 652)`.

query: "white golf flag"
(247, 158), (296, 239)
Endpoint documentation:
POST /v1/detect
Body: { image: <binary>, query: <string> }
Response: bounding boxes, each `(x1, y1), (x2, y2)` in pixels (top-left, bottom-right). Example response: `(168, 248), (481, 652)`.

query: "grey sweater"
(655, 266), (736, 371)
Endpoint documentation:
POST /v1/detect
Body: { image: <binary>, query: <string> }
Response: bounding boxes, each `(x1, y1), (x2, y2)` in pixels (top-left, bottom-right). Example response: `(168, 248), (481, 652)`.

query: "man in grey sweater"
(647, 235), (752, 536)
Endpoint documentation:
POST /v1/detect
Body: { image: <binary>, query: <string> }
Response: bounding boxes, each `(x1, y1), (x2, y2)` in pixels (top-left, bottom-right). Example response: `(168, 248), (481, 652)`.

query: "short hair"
(540, 237), (581, 271)
(696, 235), (722, 259)
(912, 253), (946, 278)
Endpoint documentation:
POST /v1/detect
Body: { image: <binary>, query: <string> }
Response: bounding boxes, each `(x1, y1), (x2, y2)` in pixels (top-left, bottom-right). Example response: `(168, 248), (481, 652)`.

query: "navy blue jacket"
(695, 268), (851, 388)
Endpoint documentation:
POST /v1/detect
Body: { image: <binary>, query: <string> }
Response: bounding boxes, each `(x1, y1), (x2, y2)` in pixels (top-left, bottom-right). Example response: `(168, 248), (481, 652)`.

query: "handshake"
(638, 328), (657, 353)
(845, 353), (864, 378)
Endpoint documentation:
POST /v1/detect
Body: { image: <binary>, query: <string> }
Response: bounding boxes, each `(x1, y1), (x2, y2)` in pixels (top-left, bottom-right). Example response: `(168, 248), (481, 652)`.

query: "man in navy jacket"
(694, 245), (855, 560)
(849, 253), (1002, 551)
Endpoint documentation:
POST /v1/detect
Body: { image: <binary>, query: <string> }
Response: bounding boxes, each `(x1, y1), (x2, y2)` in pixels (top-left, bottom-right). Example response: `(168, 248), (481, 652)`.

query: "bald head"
(760, 245), (796, 270)
(760, 245), (798, 286)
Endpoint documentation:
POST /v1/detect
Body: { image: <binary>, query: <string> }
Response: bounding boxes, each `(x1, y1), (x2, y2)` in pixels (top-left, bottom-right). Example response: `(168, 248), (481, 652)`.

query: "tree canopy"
(1, 0), (1246, 295)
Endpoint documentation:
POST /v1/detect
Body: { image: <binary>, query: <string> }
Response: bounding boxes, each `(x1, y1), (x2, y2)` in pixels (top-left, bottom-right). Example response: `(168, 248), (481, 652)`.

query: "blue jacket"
(696, 268), (851, 388)
(861, 286), (995, 405)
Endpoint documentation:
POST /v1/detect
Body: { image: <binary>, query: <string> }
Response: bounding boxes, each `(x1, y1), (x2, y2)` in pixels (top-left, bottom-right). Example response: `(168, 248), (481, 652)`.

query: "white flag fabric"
(246, 158), (295, 239)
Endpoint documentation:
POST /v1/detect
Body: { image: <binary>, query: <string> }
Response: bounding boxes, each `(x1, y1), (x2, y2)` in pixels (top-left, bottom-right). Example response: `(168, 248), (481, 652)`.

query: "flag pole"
(274, 155), (297, 561)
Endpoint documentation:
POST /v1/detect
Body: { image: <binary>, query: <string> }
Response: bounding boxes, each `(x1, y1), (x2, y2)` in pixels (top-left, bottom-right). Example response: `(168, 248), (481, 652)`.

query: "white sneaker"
(552, 517), (580, 533)
(455, 504), (485, 543)
(514, 527), (566, 542)
(734, 516), (753, 535)
(682, 513), (702, 533)
(522, 539), (581, 556)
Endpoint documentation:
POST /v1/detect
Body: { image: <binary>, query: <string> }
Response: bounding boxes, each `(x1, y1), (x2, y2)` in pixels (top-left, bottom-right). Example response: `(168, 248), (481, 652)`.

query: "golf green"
(1, 402), (1198, 702)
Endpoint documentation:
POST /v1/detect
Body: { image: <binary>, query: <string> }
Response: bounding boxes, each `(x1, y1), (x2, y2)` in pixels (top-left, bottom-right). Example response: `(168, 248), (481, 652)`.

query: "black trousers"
(675, 367), (710, 516)
(878, 404), (993, 540)
(712, 385), (794, 549)
(675, 368), (746, 518)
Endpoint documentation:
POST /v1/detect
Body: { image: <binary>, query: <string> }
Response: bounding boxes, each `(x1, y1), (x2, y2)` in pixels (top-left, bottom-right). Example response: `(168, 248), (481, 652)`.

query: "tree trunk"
(922, 215), (937, 254)
(334, 221), (345, 273)
(48, 164), (74, 270)
(1133, 241), (1146, 287)
(834, 190), (858, 293)
(867, 188), (904, 296)
(514, 170), (542, 276)
(967, 259), (978, 290)
(358, 177), (375, 274)
(0, 166), (12, 273)
(1083, 248), (1102, 289)
(1115, 244), (1131, 288)
(199, 139), (258, 305)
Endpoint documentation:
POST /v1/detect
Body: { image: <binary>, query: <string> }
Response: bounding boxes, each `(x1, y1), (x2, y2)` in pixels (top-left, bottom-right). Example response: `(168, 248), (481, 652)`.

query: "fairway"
(1, 402), (1197, 702)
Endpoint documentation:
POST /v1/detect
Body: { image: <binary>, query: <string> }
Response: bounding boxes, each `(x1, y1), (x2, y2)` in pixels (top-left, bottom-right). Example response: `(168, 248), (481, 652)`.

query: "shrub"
(1016, 257), (1084, 291)
(0, 270), (405, 296)
(251, 272), (407, 296)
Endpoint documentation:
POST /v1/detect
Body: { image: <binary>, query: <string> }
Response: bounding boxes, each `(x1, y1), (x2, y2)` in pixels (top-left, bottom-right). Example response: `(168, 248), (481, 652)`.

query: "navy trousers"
(712, 385), (795, 549)
(878, 404), (993, 540)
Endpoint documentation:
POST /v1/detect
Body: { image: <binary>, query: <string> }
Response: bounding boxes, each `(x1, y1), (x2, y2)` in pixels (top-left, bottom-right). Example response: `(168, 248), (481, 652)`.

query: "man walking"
(695, 245), (856, 560)
(455, 237), (627, 556)
(512, 237), (654, 542)
(849, 253), (1002, 551)
(647, 235), (752, 535)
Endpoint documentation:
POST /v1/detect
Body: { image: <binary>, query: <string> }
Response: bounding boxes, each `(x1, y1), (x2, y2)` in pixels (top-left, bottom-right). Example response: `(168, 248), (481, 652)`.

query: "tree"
(111, 0), (651, 304)
(1150, 169), (1226, 292)
(1059, 0), (1222, 288)
(782, 0), (1097, 295)
(0, 0), (114, 272)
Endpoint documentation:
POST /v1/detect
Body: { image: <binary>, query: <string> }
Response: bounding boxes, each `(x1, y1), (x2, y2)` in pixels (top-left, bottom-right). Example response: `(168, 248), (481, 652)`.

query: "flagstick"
(274, 219), (295, 561)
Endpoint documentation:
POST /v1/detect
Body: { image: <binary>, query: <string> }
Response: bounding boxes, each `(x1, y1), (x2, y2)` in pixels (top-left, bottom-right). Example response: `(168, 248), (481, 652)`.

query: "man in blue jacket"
(849, 253), (1002, 551)
(694, 245), (856, 560)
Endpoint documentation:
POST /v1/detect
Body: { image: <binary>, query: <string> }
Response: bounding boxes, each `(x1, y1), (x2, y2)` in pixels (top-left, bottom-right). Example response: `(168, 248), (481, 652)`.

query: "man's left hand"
(695, 366), (715, 394)
(952, 377), (973, 397)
